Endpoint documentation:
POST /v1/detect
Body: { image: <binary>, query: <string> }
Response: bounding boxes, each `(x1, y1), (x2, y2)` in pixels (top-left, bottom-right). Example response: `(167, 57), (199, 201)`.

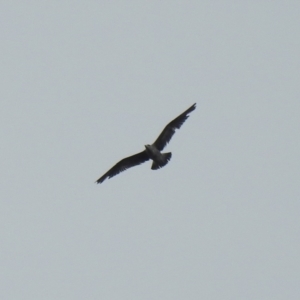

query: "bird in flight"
(96, 103), (196, 184)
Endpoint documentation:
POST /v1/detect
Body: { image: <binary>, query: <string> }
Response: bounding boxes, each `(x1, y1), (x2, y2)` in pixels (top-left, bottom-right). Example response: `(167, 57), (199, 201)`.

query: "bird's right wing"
(153, 103), (196, 151)
(96, 150), (149, 184)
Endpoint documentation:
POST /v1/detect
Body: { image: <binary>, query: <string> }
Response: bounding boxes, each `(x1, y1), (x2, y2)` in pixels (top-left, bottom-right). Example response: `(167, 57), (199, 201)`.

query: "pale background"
(1, 2), (299, 299)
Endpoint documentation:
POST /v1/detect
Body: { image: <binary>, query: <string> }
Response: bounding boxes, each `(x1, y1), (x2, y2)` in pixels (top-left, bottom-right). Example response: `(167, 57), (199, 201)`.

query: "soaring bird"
(96, 103), (196, 184)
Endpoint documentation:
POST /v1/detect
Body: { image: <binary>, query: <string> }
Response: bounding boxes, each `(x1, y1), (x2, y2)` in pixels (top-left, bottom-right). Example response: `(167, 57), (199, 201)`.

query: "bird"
(96, 103), (196, 184)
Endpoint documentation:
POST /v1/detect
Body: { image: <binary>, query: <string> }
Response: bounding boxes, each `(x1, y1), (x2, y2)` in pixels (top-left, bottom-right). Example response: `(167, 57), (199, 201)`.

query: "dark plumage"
(96, 103), (196, 184)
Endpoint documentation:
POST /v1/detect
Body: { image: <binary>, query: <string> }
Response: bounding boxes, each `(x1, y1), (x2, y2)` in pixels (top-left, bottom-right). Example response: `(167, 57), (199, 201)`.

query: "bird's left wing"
(153, 103), (196, 151)
(96, 150), (149, 184)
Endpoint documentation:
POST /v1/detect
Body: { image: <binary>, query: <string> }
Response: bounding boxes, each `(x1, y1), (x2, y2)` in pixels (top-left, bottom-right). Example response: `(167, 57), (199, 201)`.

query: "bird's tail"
(151, 152), (172, 170)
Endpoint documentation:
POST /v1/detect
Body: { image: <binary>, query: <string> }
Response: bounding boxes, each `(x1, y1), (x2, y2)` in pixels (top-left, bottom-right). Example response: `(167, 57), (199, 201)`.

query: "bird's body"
(144, 144), (161, 161)
(145, 144), (172, 170)
(96, 103), (196, 184)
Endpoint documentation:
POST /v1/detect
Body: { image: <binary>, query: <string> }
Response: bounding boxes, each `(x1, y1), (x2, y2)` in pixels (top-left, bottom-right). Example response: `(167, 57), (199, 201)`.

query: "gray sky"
(1, 1), (300, 299)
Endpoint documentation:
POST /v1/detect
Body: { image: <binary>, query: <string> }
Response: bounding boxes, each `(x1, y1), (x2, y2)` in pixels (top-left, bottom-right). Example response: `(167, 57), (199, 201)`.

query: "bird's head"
(144, 144), (150, 150)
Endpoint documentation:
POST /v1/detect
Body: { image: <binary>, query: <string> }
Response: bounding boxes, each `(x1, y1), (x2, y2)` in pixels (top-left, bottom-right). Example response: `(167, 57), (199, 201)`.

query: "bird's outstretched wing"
(96, 150), (149, 184)
(153, 103), (196, 151)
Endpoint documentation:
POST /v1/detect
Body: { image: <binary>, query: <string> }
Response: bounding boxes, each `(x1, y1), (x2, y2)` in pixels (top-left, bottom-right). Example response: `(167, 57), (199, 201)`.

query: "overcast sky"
(1, 2), (300, 299)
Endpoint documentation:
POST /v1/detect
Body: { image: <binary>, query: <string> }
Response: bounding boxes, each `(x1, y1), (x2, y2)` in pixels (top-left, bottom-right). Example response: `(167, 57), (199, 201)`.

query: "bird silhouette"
(96, 103), (196, 184)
